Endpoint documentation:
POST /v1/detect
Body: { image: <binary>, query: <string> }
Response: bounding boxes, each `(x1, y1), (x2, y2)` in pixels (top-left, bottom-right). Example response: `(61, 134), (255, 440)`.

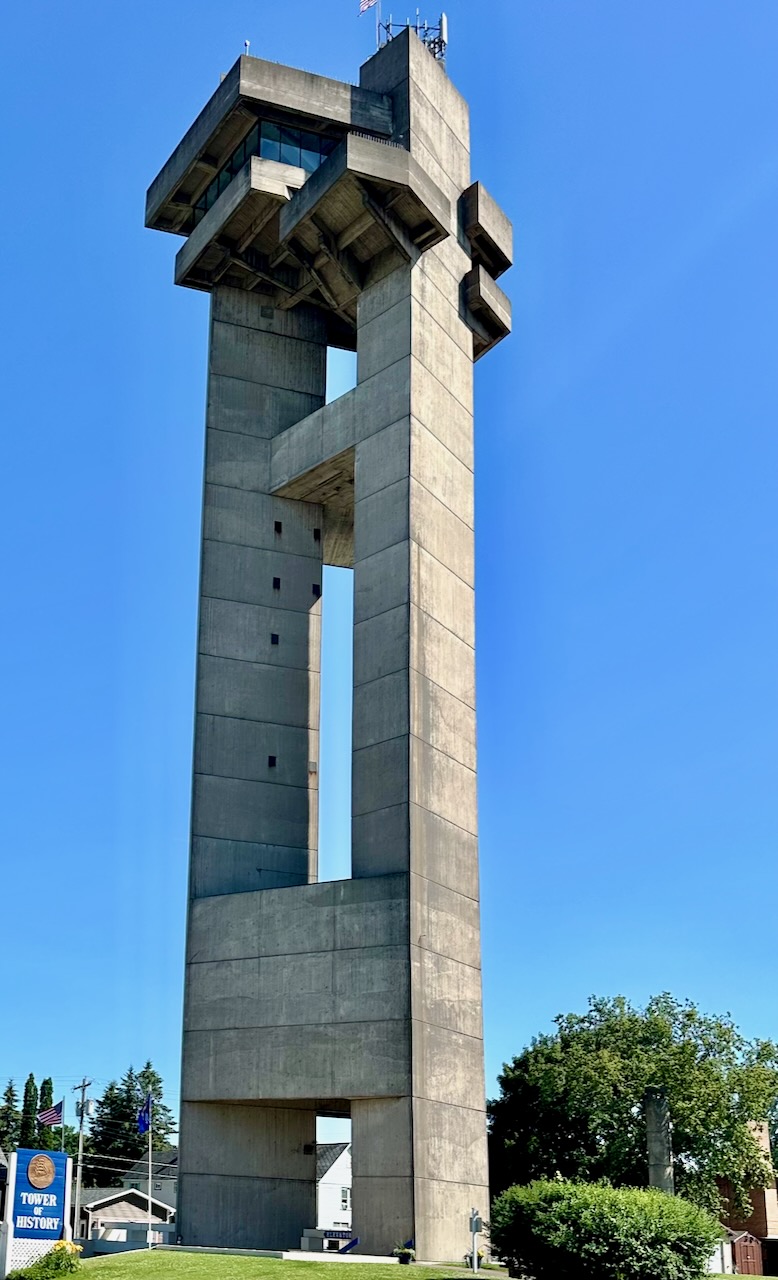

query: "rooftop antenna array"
(377, 8), (448, 62)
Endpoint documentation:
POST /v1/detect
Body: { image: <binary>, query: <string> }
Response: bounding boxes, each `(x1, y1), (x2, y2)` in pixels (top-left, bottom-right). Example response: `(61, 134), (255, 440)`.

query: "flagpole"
(60, 1099), (65, 1153)
(147, 1097), (153, 1249)
(376, 0), (382, 50)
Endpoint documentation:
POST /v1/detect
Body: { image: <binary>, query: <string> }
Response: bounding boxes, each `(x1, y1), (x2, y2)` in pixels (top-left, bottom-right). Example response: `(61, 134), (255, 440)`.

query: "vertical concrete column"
(191, 288), (327, 898)
(353, 33), (489, 1260)
(352, 266), (413, 875)
(179, 288), (326, 1249)
(178, 1101), (317, 1250)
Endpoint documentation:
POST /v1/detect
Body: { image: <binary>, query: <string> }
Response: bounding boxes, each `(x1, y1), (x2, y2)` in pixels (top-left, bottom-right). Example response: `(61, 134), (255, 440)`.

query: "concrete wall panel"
(353, 737), (410, 818)
(409, 805), (479, 901)
(410, 875), (481, 970)
(203, 484), (322, 556)
(182, 1020), (411, 1100)
(195, 714), (316, 786)
(193, 773), (317, 848)
(353, 541), (410, 625)
(352, 803), (410, 878)
(210, 322), (326, 395)
(410, 419), (474, 529)
(190, 836), (311, 898)
(410, 478), (474, 586)
(199, 597), (320, 669)
(410, 672), (476, 771)
(411, 1019), (485, 1111)
(410, 605), (475, 709)
(353, 668), (410, 752)
(354, 478), (410, 561)
(411, 1098), (487, 1186)
(197, 655), (318, 728)
(411, 947), (483, 1038)
(411, 544), (474, 647)
(355, 419), (411, 500)
(353, 605), (409, 687)
(205, 429), (271, 491)
(201, 541), (322, 611)
(409, 737), (477, 833)
(207, 374), (323, 439)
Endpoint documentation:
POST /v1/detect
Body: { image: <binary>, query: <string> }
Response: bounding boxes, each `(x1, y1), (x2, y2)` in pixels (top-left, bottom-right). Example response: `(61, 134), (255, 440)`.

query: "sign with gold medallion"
(10, 1149), (69, 1240)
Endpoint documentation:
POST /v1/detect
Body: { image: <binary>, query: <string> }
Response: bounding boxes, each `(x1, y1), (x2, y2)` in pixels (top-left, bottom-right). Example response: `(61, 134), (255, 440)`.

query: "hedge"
(490, 1179), (722, 1280)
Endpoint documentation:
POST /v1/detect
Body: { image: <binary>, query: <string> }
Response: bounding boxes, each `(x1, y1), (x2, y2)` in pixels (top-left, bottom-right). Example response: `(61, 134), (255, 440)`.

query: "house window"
(341, 1187), (351, 1211)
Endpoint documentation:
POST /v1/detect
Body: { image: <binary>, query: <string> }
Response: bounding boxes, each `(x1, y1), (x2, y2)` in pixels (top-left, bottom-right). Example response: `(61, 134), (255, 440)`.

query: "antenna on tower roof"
(378, 9), (448, 62)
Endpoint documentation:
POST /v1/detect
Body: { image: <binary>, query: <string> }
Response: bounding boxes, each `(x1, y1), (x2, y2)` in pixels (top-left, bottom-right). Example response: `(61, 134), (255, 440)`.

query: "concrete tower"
(146, 28), (511, 1259)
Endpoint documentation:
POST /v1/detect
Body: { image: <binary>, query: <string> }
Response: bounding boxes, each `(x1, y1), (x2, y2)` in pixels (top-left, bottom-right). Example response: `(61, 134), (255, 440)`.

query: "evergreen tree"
(36, 1077), (57, 1150)
(137, 1061), (176, 1151)
(0, 1079), (20, 1153)
(19, 1074), (38, 1149)
(88, 1063), (177, 1183)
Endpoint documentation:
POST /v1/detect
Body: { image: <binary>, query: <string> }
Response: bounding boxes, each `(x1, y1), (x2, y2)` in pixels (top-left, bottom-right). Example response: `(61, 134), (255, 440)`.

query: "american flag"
(359, 0), (377, 12)
(36, 1100), (63, 1127)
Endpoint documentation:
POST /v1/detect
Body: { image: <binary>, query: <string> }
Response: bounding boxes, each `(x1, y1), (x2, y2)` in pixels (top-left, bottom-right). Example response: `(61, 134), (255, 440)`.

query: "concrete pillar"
(191, 289), (326, 898)
(645, 1087), (674, 1194)
(177, 1101), (316, 1250)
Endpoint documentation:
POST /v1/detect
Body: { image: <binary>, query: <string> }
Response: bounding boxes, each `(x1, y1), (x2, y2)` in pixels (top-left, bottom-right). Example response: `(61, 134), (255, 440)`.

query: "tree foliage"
(488, 994), (778, 1216)
(19, 1074), (38, 1150)
(490, 1179), (722, 1280)
(0, 1079), (20, 1153)
(36, 1078), (57, 1150)
(87, 1061), (176, 1181)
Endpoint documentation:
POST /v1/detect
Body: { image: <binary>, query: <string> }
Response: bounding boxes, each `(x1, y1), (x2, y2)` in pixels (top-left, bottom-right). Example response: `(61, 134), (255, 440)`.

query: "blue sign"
(12, 1150), (69, 1240)
(324, 1230), (353, 1240)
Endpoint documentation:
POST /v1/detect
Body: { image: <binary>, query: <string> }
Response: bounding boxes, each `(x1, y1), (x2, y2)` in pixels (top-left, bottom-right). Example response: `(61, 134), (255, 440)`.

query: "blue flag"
(137, 1093), (152, 1135)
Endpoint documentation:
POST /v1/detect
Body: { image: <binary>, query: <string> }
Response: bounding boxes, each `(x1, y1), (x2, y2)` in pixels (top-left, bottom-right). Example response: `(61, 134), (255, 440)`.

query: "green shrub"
(490, 1180), (722, 1280)
(7, 1240), (82, 1279)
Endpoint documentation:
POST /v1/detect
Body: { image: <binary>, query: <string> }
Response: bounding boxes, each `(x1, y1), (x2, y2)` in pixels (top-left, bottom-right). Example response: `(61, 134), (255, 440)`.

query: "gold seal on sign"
(27, 1154), (56, 1190)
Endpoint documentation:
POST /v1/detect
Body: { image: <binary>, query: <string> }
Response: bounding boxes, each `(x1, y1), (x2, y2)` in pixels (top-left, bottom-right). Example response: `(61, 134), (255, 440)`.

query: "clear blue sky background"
(1, 0), (776, 1141)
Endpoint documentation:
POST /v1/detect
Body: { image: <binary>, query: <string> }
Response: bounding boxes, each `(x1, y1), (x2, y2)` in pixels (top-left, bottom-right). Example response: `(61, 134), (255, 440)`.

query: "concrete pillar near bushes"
(645, 1087), (675, 1195)
(146, 26), (512, 1260)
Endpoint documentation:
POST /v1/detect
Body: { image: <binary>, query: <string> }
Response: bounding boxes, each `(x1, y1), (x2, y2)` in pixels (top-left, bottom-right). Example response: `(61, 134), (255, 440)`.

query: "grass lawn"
(82, 1254), (477, 1280)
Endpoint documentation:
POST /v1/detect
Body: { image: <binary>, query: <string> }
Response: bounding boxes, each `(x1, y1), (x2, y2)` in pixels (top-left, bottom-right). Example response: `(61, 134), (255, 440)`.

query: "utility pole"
(72, 1078), (92, 1242)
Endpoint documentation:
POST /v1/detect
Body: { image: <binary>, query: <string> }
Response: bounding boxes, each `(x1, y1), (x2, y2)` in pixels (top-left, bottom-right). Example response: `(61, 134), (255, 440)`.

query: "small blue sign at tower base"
(12, 1151), (69, 1240)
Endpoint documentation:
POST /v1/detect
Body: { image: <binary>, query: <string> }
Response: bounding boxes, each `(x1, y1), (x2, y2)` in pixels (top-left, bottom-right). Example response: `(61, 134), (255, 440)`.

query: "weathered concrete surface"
(149, 21), (511, 1264)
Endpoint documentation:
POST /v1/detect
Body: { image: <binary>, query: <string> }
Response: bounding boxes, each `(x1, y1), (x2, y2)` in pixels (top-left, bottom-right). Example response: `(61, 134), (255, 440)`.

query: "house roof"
(122, 1148), (178, 1180)
(316, 1142), (349, 1181)
(79, 1186), (173, 1221)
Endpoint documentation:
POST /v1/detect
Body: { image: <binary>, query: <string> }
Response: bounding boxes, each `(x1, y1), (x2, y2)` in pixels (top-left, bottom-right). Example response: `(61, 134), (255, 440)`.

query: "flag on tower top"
(359, 0), (378, 13)
(36, 1100), (64, 1127)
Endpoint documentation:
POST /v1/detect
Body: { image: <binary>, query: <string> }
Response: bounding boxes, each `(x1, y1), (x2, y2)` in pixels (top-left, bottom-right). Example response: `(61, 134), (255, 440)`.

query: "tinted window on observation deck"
(193, 120), (338, 225)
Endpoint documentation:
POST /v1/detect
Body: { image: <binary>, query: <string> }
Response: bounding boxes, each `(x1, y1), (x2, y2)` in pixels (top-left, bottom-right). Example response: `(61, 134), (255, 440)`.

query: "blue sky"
(0, 0), (776, 1139)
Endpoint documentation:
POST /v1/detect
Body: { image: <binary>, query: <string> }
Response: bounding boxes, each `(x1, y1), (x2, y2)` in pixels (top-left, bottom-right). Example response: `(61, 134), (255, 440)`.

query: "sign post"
(469, 1208), (483, 1274)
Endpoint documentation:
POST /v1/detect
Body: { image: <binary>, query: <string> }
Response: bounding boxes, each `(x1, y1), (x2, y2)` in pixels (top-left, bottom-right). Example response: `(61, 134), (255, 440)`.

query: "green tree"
(488, 994), (778, 1216)
(87, 1062), (176, 1182)
(0, 1079), (20, 1153)
(137, 1060), (176, 1152)
(19, 1074), (38, 1149)
(36, 1078), (58, 1150)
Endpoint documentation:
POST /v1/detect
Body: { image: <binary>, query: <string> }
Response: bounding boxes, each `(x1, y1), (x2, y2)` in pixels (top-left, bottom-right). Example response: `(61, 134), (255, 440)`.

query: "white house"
(120, 1149), (178, 1209)
(316, 1143), (352, 1231)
